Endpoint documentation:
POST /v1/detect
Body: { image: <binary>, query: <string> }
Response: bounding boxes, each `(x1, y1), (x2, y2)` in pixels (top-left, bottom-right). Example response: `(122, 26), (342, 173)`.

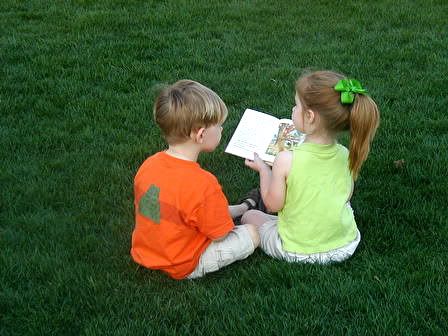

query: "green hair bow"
(334, 79), (367, 104)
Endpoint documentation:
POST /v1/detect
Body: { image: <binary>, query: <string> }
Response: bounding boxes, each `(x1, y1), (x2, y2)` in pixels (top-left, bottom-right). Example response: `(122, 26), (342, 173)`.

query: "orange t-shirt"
(131, 151), (234, 279)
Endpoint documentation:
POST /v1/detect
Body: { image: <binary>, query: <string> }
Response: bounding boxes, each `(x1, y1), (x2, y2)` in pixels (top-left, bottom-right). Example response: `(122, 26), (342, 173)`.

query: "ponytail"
(349, 94), (380, 180)
(297, 71), (380, 180)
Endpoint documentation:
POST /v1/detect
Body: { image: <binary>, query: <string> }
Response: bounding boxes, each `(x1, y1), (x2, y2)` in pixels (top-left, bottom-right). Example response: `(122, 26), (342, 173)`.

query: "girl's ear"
(306, 109), (316, 124)
(191, 127), (206, 143)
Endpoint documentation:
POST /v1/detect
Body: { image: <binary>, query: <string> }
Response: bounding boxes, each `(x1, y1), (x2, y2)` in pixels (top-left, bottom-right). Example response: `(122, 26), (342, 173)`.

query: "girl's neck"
(304, 132), (336, 145)
(301, 110), (336, 145)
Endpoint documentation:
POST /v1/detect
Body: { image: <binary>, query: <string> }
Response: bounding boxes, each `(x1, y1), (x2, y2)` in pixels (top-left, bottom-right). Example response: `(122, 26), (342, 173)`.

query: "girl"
(242, 70), (380, 263)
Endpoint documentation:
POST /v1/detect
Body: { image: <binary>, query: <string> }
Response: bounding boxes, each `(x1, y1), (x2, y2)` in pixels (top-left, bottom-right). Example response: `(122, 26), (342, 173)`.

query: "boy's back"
(131, 151), (234, 279)
(131, 79), (259, 279)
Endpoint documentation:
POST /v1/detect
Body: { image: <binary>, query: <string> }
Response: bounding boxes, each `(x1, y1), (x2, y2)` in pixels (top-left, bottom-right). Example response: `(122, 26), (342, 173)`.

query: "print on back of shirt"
(139, 184), (161, 224)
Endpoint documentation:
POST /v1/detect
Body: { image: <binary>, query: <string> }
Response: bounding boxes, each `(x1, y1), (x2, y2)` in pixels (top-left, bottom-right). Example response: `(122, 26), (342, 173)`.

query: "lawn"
(1, 0), (447, 335)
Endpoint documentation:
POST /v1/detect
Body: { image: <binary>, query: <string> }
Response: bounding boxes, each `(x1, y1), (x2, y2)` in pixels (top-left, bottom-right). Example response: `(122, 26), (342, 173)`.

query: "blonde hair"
(153, 80), (228, 144)
(296, 71), (380, 180)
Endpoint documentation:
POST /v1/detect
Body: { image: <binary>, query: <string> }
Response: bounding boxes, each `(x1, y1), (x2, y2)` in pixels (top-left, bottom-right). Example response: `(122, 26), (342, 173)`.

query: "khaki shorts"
(187, 225), (255, 279)
(259, 219), (361, 264)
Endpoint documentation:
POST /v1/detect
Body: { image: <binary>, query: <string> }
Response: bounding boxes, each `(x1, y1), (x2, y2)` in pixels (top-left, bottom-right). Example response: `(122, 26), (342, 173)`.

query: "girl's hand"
(245, 153), (270, 172)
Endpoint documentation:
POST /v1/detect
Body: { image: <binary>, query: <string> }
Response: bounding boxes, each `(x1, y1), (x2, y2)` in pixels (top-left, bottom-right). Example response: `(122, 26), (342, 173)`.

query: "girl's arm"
(245, 151), (292, 212)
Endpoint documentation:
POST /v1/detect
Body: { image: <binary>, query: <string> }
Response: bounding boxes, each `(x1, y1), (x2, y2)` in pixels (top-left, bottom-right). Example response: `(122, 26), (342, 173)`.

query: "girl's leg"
(241, 210), (285, 260)
(241, 209), (277, 227)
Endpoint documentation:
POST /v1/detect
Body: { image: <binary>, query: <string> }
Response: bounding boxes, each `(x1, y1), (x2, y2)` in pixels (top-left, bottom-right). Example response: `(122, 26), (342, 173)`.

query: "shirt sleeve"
(192, 185), (234, 240)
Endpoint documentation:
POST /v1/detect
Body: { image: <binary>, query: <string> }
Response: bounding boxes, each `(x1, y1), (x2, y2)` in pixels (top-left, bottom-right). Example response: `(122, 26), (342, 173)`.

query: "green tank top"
(278, 143), (357, 254)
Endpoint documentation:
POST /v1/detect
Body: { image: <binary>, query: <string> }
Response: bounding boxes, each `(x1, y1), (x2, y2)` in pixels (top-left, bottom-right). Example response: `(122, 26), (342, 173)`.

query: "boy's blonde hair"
(296, 71), (380, 180)
(154, 80), (228, 144)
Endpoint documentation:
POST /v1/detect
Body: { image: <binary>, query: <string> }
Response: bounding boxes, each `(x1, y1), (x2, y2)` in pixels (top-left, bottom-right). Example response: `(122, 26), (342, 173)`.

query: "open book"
(225, 109), (306, 164)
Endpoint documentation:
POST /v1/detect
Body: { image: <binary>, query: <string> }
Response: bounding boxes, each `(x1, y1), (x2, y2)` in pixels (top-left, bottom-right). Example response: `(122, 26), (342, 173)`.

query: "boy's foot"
(239, 188), (267, 213)
(234, 188), (275, 225)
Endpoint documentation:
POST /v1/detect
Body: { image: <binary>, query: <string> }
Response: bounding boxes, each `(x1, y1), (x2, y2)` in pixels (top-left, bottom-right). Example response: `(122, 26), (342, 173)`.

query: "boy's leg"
(228, 201), (255, 219)
(232, 187), (274, 225)
(186, 224), (258, 279)
(238, 188), (271, 214)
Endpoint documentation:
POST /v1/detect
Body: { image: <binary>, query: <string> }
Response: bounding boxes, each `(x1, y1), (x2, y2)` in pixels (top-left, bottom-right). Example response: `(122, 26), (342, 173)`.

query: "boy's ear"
(191, 127), (206, 143)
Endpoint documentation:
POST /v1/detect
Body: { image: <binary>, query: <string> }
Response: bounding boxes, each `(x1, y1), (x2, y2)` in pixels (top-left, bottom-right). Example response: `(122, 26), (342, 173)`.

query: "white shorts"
(187, 225), (255, 279)
(259, 219), (361, 264)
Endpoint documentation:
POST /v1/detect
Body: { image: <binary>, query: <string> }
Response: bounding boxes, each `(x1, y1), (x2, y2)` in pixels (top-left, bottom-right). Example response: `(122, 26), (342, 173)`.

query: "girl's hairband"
(334, 79), (367, 104)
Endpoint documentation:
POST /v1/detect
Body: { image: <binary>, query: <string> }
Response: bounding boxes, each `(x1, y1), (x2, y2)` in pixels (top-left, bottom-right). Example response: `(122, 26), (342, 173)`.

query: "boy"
(131, 80), (260, 279)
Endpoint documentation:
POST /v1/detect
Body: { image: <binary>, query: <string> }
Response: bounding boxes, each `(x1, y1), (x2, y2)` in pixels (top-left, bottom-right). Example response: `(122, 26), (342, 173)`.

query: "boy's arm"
(245, 151), (292, 212)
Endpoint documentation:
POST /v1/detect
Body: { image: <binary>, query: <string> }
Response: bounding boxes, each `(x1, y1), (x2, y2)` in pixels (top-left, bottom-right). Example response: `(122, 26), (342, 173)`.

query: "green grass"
(1, 0), (447, 335)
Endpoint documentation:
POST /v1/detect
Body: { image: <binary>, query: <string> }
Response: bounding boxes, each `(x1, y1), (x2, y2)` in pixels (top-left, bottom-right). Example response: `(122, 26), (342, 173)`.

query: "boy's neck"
(165, 142), (200, 162)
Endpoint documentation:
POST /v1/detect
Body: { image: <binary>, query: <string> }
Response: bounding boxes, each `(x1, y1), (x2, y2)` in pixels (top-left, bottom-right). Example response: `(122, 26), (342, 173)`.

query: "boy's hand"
(245, 153), (270, 172)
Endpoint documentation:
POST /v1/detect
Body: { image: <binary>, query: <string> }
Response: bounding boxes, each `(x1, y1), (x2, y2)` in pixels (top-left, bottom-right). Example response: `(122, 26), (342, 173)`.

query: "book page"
(225, 109), (280, 162)
(264, 119), (306, 158)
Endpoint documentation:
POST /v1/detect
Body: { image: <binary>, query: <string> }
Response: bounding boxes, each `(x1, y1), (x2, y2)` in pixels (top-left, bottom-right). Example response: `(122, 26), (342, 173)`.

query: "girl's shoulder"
(273, 150), (293, 176)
